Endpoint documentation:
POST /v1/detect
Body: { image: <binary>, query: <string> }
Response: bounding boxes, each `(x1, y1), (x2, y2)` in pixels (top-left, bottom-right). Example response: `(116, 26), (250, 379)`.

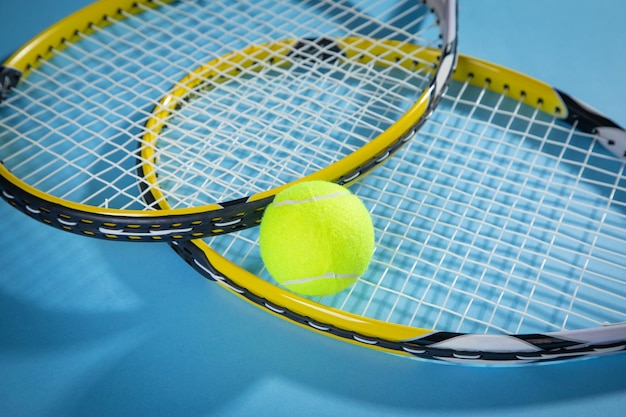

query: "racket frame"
(0, 0), (458, 241)
(172, 53), (626, 364)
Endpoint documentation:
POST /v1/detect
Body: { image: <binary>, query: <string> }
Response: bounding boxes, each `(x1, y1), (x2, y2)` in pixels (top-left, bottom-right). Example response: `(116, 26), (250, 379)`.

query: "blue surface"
(1, 1), (626, 416)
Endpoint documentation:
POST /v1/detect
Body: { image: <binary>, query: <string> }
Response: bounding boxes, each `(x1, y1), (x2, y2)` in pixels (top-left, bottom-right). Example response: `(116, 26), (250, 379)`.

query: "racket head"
(0, 0), (457, 241)
(173, 54), (626, 365)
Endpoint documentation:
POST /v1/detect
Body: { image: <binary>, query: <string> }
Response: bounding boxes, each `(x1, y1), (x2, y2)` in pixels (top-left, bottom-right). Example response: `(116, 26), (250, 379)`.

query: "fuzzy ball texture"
(259, 181), (375, 297)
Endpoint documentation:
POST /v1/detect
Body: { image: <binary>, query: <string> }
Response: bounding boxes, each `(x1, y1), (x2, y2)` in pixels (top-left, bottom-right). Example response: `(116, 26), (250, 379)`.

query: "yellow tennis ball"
(259, 181), (375, 297)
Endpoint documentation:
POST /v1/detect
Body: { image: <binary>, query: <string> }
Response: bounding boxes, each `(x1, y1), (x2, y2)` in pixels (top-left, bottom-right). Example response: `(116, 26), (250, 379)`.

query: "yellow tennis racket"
(172, 54), (626, 364)
(0, 0), (457, 241)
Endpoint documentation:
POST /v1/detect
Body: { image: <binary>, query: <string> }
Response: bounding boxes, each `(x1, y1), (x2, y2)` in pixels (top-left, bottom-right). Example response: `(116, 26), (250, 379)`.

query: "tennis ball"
(259, 181), (375, 297)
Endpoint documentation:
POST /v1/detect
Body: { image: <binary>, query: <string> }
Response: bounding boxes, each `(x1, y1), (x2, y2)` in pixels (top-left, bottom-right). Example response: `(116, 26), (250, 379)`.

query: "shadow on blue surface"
(2, 210), (625, 416)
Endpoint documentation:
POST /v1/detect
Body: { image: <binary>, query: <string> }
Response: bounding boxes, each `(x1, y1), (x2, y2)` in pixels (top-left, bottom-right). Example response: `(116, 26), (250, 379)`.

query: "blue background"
(1, 1), (626, 416)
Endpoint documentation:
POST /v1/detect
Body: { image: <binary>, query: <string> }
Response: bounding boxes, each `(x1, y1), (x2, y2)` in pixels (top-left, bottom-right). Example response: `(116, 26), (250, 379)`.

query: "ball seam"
(283, 272), (360, 286)
(272, 191), (348, 208)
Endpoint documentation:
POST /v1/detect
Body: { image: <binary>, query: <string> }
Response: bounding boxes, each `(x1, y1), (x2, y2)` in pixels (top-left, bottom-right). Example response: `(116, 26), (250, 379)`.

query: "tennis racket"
(171, 54), (626, 365)
(0, 0), (457, 241)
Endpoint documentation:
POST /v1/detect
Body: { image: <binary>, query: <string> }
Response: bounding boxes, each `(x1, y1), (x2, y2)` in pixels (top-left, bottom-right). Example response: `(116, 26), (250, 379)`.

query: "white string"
(207, 75), (626, 336)
(0, 0), (437, 210)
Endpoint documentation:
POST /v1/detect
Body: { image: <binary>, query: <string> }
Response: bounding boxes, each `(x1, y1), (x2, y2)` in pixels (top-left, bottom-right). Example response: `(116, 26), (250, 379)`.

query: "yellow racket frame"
(178, 54), (582, 355)
(0, 0), (456, 241)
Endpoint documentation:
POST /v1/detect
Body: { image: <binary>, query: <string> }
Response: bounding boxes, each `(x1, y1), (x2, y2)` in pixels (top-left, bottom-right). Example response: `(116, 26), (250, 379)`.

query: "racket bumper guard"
(556, 88), (626, 158)
(0, 66), (21, 103)
(595, 126), (626, 159)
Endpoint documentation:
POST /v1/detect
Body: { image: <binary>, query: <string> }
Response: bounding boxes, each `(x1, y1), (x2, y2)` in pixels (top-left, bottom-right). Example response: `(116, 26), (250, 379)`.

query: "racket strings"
(1, 81), (148, 208)
(156, 72), (356, 205)
(150, 31), (438, 205)
(466, 87), (565, 333)
(1, 22), (170, 209)
(0, 0), (445, 213)
(370, 80), (626, 332)
(209, 74), (626, 335)
(157, 59), (432, 207)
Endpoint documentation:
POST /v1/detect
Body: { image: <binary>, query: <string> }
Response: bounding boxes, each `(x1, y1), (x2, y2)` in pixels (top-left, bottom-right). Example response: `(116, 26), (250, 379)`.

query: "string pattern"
(0, 0), (439, 211)
(205, 76), (626, 336)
